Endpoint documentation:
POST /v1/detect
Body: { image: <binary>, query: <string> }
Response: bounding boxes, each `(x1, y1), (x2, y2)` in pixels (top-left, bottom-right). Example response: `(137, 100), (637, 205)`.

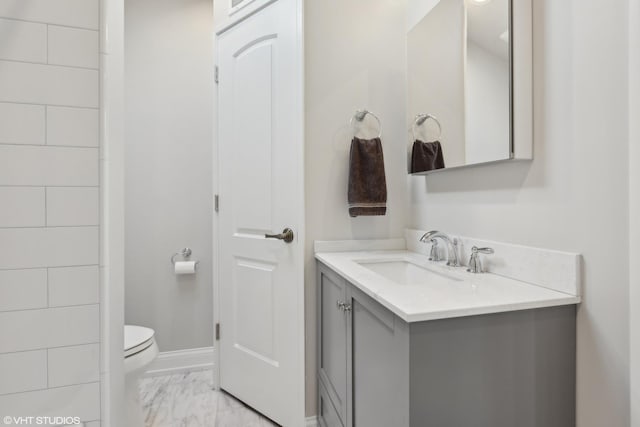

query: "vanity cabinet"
(317, 266), (350, 424)
(316, 261), (577, 427)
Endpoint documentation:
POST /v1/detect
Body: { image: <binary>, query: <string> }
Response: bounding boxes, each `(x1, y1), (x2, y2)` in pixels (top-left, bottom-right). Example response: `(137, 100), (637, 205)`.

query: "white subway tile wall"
(0, 383), (100, 420)
(48, 266), (99, 307)
(0, 61), (99, 107)
(47, 107), (99, 147)
(0, 0), (99, 30)
(47, 344), (100, 388)
(47, 26), (99, 69)
(0, 350), (47, 395)
(0, 305), (99, 357)
(0, 269), (47, 311)
(0, 19), (47, 63)
(46, 187), (100, 226)
(0, 227), (99, 269)
(0, 1), (101, 424)
(0, 187), (45, 227)
(0, 103), (45, 145)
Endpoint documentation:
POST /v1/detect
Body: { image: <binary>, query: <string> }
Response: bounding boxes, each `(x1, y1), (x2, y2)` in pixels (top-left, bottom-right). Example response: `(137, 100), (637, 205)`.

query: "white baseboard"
(144, 346), (214, 377)
(306, 416), (318, 427)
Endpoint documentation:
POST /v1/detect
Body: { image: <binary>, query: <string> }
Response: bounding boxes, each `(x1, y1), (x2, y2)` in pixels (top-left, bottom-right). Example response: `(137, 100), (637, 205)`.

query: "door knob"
(265, 228), (295, 243)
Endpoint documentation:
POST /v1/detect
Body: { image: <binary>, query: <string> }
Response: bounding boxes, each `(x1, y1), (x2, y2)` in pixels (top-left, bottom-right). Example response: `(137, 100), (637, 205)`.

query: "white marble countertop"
(315, 249), (581, 323)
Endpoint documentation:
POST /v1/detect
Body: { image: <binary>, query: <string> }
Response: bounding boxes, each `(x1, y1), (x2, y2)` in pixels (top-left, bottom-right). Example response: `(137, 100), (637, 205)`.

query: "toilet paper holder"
(170, 248), (199, 267)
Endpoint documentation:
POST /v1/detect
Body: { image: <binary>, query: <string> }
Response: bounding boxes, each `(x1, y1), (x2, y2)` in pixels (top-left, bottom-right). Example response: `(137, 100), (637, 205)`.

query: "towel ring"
(350, 109), (382, 139)
(412, 114), (442, 143)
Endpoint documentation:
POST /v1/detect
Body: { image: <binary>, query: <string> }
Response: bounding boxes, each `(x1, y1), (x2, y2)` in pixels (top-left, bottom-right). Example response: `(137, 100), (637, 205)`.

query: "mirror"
(408, 0), (530, 174)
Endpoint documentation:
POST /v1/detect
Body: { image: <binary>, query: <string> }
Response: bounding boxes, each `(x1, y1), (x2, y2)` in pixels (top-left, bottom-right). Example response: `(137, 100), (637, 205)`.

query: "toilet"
(124, 325), (159, 426)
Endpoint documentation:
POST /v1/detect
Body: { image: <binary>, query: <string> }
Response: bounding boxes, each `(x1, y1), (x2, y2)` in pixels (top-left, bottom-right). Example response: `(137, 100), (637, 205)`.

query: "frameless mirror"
(408, 0), (532, 174)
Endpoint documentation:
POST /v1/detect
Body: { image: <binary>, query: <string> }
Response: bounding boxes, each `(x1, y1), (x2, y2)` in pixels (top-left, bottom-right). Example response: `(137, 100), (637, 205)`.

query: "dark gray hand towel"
(410, 140), (445, 173)
(348, 137), (387, 217)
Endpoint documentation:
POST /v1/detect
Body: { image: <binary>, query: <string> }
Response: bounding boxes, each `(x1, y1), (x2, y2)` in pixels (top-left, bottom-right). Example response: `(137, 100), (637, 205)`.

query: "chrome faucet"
(419, 230), (460, 267)
(466, 246), (494, 273)
(427, 238), (443, 262)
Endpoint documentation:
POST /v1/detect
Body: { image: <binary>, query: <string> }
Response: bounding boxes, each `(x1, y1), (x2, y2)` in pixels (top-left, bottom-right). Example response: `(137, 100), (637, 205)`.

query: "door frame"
(630, 0), (640, 423)
(101, 0), (126, 425)
(212, 0), (306, 425)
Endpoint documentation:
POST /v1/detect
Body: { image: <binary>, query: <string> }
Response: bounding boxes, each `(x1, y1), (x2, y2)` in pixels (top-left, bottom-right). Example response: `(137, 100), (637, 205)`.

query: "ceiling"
(466, 0), (510, 60)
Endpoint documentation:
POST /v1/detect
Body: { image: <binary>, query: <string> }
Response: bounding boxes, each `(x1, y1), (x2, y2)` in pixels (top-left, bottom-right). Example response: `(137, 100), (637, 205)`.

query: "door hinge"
(214, 66), (219, 84)
(214, 194), (219, 212)
(215, 323), (220, 340)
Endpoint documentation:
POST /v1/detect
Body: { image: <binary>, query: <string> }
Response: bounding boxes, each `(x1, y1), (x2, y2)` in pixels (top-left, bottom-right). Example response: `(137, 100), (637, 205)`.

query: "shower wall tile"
(0, 227), (99, 270)
(0, 350), (47, 395)
(48, 344), (100, 387)
(0, 382), (100, 420)
(0, 269), (47, 312)
(47, 106), (99, 147)
(0, 18), (46, 63)
(0, 187), (45, 227)
(0, 60), (99, 107)
(48, 26), (99, 69)
(0, 145), (98, 186)
(46, 187), (99, 226)
(0, 103), (45, 145)
(0, 305), (99, 353)
(0, 0), (101, 422)
(48, 266), (100, 307)
(0, 0), (99, 30)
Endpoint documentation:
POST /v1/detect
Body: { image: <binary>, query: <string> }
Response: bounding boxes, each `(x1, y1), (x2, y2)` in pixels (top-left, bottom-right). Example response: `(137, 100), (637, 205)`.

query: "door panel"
(231, 38), (275, 233)
(217, 0), (303, 425)
(234, 257), (276, 362)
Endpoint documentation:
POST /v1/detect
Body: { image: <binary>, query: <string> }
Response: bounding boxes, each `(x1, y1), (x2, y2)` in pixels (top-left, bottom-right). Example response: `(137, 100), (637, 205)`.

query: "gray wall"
(125, 0), (214, 352)
(409, 1), (630, 426)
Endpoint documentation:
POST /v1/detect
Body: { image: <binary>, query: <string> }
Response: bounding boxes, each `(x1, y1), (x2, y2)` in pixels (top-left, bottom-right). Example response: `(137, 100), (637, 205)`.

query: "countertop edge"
(316, 252), (580, 323)
(401, 296), (582, 323)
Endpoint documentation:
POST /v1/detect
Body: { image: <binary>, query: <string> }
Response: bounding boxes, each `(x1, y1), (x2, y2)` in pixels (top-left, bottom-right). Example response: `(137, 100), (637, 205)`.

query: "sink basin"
(356, 259), (461, 285)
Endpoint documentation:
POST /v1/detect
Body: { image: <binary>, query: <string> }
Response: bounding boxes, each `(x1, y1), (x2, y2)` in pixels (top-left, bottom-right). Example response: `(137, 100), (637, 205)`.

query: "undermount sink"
(356, 259), (462, 285)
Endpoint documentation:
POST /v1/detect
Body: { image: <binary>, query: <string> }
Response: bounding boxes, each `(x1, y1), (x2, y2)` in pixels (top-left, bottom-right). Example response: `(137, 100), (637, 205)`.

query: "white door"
(216, 0), (304, 425)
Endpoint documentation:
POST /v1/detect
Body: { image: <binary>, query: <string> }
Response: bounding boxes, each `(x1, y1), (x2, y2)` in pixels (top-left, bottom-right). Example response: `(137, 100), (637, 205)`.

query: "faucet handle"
(467, 246), (494, 274)
(428, 239), (443, 262)
(474, 247), (494, 255)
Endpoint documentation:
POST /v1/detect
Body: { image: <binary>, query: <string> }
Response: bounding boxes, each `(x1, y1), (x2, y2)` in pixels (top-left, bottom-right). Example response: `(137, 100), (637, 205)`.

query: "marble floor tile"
(139, 369), (280, 427)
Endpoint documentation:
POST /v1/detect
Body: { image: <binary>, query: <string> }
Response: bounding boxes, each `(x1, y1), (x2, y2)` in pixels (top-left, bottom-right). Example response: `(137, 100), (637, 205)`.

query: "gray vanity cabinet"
(317, 261), (577, 427)
(318, 263), (409, 427)
(317, 266), (350, 425)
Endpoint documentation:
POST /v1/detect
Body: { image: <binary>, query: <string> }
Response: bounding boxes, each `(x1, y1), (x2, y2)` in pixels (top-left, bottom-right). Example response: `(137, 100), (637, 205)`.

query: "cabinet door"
(318, 379), (344, 427)
(351, 286), (410, 427)
(317, 263), (349, 425)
